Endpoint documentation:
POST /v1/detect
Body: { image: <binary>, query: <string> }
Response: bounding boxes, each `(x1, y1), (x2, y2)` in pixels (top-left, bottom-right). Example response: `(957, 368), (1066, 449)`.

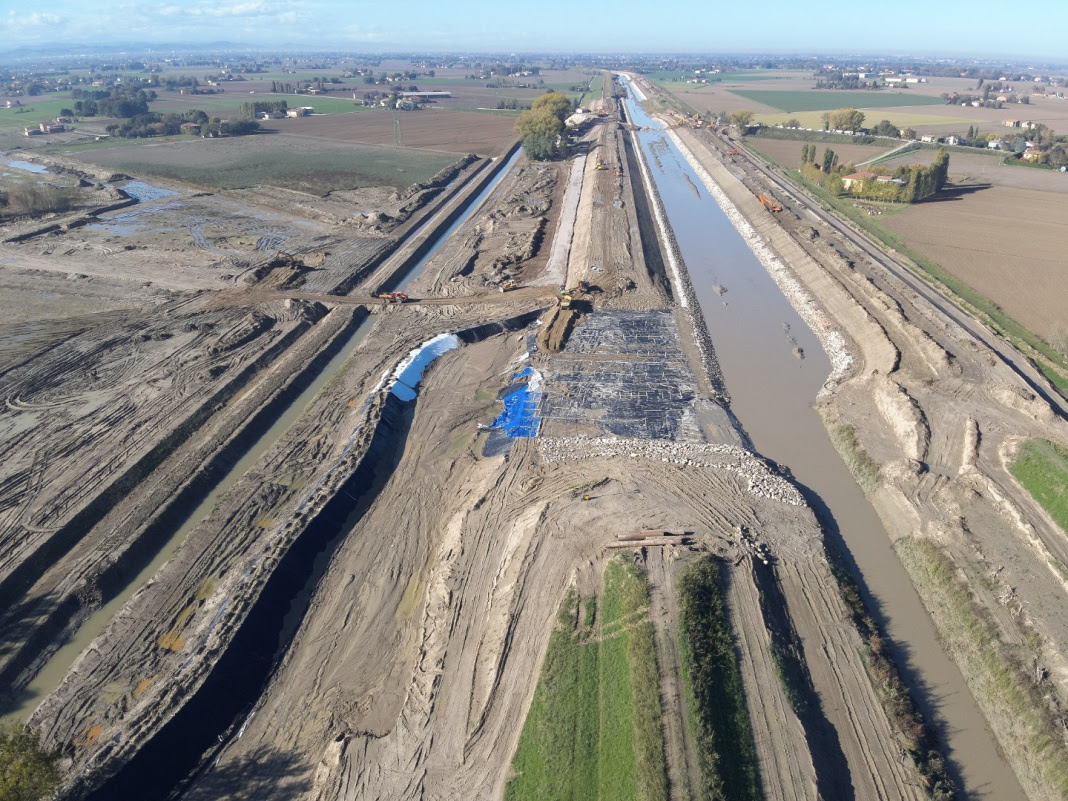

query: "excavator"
(758, 194), (783, 213)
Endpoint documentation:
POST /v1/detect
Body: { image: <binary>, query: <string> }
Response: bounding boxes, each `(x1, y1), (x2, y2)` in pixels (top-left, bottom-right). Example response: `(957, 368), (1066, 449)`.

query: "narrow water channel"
(622, 79), (1023, 800)
(5, 148), (522, 727)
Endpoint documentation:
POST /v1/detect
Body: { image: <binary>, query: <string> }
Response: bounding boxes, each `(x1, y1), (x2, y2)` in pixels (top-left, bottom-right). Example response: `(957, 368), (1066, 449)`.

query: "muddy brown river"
(623, 80), (1023, 800)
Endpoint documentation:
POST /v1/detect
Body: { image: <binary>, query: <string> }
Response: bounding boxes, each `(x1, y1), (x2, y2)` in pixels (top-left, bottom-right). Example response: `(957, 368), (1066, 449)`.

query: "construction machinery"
(758, 194), (783, 212)
(727, 147), (742, 155)
(376, 291), (411, 303)
(499, 279), (518, 292)
(595, 159), (607, 170)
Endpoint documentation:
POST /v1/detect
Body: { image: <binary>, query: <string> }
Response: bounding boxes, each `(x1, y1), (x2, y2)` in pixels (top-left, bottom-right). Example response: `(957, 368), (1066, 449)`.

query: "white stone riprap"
(538, 436), (804, 506)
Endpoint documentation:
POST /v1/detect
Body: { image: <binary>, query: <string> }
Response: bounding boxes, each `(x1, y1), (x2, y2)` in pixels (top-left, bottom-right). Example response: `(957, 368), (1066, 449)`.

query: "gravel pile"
(539, 435), (804, 506)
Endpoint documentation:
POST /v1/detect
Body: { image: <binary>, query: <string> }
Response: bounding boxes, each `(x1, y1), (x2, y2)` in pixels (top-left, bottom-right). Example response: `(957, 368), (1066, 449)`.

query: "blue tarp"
(489, 366), (542, 438)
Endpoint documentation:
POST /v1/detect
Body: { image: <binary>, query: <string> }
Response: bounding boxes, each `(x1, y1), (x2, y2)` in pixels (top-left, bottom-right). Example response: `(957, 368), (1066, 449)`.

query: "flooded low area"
(623, 80), (1023, 800)
(5, 159), (49, 174)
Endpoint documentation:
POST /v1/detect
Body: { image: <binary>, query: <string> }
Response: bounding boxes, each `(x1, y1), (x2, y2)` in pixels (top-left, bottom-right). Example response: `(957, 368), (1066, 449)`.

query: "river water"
(622, 78), (1022, 800)
(4, 149), (522, 726)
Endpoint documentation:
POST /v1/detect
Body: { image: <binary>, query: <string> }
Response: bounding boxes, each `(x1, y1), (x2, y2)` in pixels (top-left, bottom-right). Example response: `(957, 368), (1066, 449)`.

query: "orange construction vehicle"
(376, 291), (411, 303)
(758, 194), (783, 212)
(727, 147), (742, 155)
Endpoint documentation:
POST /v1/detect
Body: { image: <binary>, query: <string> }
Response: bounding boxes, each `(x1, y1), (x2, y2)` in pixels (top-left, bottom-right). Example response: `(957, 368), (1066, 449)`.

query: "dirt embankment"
(673, 122), (1068, 799)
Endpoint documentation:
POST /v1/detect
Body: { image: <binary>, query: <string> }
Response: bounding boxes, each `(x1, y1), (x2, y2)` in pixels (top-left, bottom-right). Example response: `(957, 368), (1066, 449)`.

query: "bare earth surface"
(885, 184), (1068, 342)
(2, 73), (1067, 801)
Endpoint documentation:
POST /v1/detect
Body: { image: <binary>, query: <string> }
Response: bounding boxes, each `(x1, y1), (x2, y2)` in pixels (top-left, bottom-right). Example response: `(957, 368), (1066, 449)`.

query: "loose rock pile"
(538, 436), (804, 506)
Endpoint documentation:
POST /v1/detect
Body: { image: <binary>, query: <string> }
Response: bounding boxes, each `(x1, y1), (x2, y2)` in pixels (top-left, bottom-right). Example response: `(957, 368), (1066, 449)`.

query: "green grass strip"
(1010, 440), (1068, 537)
(896, 537), (1068, 799)
(506, 558), (667, 801)
(678, 556), (762, 801)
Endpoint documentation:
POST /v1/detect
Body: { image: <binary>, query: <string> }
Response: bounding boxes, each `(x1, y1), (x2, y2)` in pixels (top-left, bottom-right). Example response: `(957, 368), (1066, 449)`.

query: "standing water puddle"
(623, 77), (1022, 799)
(4, 159), (49, 174)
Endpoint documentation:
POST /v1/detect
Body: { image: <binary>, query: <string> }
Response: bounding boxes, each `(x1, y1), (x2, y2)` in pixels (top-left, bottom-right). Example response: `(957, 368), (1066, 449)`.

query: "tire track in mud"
(645, 548), (702, 801)
(724, 556), (817, 801)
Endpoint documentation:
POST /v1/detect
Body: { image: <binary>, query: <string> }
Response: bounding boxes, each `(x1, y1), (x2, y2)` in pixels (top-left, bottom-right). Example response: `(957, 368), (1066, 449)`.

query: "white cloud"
(1, 11), (63, 28)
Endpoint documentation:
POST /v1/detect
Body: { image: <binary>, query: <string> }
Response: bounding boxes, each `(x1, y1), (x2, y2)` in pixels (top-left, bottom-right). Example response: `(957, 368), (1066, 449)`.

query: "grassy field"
(733, 90), (946, 113)
(65, 135), (460, 194)
(0, 99), (76, 130)
(896, 537), (1068, 799)
(677, 557), (761, 801)
(1010, 440), (1068, 534)
(506, 558), (667, 801)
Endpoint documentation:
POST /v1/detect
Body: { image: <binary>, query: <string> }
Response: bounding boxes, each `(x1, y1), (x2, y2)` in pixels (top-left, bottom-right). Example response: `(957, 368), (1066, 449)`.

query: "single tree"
(728, 109), (754, 129)
(871, 119), (900, 138)
(822, 148), (836, 172)
(515, 107), (564, 160)
(827, 107), (865, 132)
(0, 722), (61, 801)
(531, 91), (571, 123)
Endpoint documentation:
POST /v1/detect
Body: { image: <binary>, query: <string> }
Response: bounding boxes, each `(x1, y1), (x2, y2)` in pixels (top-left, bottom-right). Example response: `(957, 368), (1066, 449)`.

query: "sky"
(0, 0), (1064, 62)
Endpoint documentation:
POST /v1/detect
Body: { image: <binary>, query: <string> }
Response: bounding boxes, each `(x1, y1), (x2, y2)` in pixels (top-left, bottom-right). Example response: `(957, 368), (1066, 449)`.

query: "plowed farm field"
(260, 109), (519, 156)
(884, 185), (1068, 342)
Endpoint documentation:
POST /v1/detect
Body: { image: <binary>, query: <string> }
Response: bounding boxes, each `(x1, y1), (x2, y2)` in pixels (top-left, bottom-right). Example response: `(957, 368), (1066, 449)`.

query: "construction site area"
(1, 69), (1067, 801)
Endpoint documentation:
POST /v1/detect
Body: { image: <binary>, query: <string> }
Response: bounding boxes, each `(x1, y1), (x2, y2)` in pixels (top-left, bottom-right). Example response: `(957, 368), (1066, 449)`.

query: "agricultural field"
(0, 98), (75, 130)
(646, 70), (793, 83)
(150, 93), (372, 117)
(877, 146), (1068, 193)
(60, 134), (460, 194)
(259, 108), (519, 156)
(883, 184), (1068, 342)
(506, 559), (667, 801)
(746, 136), (894, 169)
(731, 89), (945, 113)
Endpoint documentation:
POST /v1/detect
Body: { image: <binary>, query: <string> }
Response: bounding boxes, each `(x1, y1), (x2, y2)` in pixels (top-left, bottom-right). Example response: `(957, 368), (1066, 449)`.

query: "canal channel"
(621, 76), (1022, 800)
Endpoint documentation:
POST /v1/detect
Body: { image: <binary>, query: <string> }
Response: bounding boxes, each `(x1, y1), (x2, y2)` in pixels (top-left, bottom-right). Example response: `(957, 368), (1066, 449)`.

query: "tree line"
(801, 145), (949, 203)
(69, 86), (155, 118)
